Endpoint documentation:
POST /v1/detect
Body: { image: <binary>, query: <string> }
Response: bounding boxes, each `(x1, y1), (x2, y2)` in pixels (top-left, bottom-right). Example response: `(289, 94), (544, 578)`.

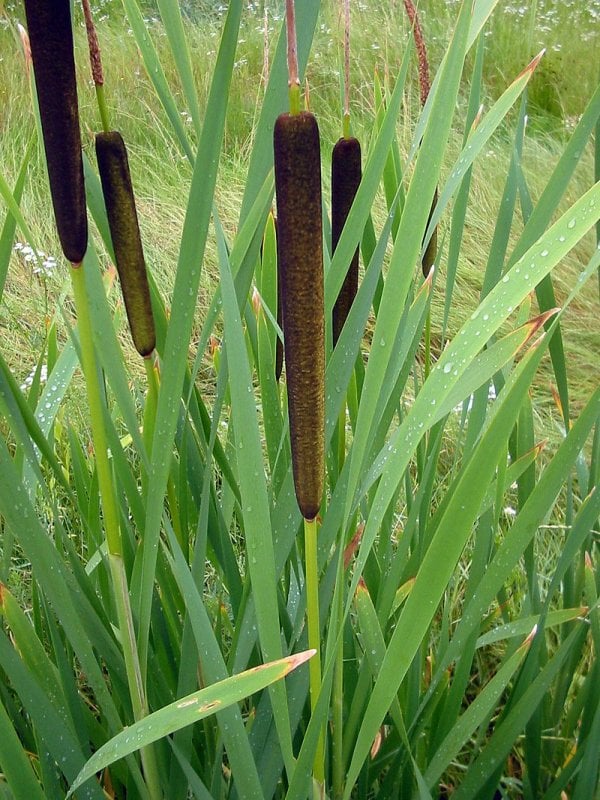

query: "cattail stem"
(331, 554), (345, 800)
(96, 84), (111, 133)
(343, 112), (351, 141)
(81, 0), (111, 133)
(424, 308), (432, 380)
(343, 0), (350, 122)
(285, 0), (301, 114)
(304, 516), (325, 786)
(70, 265), (161, 800)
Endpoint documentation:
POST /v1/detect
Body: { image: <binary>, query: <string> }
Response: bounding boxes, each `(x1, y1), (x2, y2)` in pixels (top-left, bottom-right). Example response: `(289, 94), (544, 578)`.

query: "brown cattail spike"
(24, 0), (87, 264)
(96, 132), (156, 357)
(81, 0), (104, 87)
(332, 136), (361, 345)
(274, 112), (324, 520)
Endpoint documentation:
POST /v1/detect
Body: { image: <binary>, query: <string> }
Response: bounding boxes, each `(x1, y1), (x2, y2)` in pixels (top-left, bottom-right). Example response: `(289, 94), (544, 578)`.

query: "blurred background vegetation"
(0, 0), (598, 426)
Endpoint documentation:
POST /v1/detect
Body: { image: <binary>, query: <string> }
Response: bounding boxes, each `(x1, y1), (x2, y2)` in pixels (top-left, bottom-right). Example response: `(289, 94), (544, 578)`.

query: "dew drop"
(541, 249), (549, 257)
(567, 218), (576, 229)
(443, 363), (452, 374)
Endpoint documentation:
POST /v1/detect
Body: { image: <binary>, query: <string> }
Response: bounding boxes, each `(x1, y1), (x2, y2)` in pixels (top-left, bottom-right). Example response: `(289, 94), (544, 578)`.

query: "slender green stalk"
(143, 356), (158, 455)
(331, 556), (345, 800)
(96, 84), (111, 133)
(285, 0), (301, 115)
(424, 307), (432, 380)
(70, 265), (162, 800)
(304, 515), (325, 786)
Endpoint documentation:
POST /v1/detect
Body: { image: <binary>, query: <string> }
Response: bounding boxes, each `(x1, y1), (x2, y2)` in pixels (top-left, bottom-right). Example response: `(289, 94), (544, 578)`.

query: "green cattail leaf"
(274, 111), (324, 520)
(24, 0), (87, 263)
(331, 136), (361, 346)
(96, 131), (156, 357)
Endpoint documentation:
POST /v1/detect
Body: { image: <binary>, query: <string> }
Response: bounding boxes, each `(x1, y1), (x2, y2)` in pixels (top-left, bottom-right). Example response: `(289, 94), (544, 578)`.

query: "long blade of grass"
(443, 33), (484, 341)
(68, 650), (314, 797)
(138, 0), (242, 674)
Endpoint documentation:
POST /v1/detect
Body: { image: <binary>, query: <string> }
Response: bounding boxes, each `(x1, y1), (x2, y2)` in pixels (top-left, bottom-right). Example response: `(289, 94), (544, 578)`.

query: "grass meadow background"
(0, 0), (599, 798)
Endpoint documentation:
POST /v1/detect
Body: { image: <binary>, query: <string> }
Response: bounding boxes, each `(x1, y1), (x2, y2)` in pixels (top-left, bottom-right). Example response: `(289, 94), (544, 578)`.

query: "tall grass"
(0, 1), (599, 798)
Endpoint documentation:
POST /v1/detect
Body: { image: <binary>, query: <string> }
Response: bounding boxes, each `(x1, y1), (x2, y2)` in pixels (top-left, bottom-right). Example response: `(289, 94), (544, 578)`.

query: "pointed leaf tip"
(287, 649), (317, 672)
(514, 49), (545, 84)
(522, 625), (538, 648)
(522, 307), (560, 345)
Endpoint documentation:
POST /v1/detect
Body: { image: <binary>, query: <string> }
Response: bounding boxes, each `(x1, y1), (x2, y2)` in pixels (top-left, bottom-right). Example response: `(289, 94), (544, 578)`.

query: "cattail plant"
(23, 0), (87, 264)
(274, 9), (324, 523)
(74, 5), (161, 797)
(274, 0), (325, 786)
(96, 131), (156, 358)
(332, 0), (362, 348)
(332, 137), (361, 344)
(330, 5), (362, 796)
(80, 0), (156, 359)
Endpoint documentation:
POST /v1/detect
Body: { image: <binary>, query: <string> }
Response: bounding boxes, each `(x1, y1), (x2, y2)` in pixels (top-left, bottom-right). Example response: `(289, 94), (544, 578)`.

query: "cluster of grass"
(0, 0), (599, 798)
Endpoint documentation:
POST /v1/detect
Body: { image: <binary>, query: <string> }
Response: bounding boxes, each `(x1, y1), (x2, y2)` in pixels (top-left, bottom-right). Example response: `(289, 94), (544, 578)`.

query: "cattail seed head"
(331, 136), (361, 345)
(274, 111), (324, 520)
(24, 0), (88, 264)
(96, 131), (155, 357)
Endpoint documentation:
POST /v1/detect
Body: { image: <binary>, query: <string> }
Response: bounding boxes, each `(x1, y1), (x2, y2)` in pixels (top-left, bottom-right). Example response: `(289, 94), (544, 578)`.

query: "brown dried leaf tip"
(24, 0), (88, 264)
(274, 111), (325, 521)
(96, 132), (156, 357)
